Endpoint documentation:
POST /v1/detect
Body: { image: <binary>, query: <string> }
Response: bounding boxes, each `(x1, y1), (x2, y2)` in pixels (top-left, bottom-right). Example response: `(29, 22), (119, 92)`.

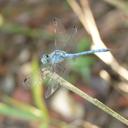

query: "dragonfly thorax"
(41, 50), (67, 65)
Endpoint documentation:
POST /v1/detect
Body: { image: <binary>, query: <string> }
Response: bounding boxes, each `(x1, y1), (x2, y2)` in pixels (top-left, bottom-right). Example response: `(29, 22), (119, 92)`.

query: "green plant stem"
(31, 57), (49, 121)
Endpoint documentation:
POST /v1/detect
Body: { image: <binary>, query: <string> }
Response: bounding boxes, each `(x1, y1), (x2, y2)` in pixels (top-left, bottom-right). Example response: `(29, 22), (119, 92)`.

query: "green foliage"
(31, 56), (49, 120)
(0, 95), (48, 120)
(0, 103), (38, 121)
(0, 57), (49, 127)
(68, 56), (95, 81)
(76, 37), (90, 52)
(0, 23), (53, 39)
(68, 37), (95, 81)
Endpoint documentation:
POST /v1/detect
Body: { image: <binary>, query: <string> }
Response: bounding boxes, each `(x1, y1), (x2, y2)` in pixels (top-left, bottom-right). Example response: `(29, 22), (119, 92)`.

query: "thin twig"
(42, 69), (128, 126)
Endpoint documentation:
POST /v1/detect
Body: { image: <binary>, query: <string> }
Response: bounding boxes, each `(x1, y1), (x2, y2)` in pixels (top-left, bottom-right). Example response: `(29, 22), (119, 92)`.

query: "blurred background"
(0, 0), (128, 128)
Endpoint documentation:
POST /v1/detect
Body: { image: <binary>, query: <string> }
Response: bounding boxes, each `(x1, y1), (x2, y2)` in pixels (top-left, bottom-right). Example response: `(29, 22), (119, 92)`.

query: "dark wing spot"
(24, 77), (28, 83)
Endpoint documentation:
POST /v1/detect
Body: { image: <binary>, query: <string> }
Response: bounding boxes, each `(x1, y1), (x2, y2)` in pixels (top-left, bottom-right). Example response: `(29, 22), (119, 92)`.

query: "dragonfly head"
(41, 54), (49, 64)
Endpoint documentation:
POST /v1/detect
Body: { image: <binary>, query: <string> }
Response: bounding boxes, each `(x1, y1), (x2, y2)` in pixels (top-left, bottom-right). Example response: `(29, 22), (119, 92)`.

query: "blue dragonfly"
(24, 18), (109, 98)
(41, 49), (109, 65)
(41, 48), (109, 98)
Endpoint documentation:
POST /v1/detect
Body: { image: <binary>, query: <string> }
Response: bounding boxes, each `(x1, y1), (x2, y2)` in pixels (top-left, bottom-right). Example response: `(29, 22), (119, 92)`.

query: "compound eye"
(45, 54), (49, 58)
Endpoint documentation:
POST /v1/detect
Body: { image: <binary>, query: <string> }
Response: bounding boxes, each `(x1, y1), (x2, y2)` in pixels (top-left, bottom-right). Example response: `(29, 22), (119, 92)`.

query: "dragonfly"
(24, 18), (109, 98)
(41, 48), (109, 98)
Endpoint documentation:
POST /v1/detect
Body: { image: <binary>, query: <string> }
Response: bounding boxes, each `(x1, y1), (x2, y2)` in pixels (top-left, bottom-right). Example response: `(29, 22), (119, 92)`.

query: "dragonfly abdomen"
(65, 48), (109, 59)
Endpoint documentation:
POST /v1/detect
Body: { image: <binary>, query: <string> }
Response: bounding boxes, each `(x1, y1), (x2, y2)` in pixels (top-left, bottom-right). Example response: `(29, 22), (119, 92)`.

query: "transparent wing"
(44, 64), (60, 98)
(23, 17), (76, 96)
(23, 75), (32, 89)
(22, 64), (62, 98)
(23, 74), (42, 89)
(44, 61), (71, 98)
(50, 17), (78, 51)
(22, 64), (50, 89)
(44, 77), (60, 99)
